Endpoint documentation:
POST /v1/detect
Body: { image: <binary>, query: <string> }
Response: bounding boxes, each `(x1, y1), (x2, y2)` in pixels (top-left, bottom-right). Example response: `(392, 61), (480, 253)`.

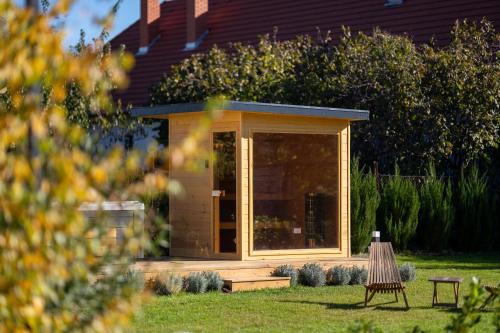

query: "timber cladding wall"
(168, 110), (350, 260)
(169, 111), (241, 258)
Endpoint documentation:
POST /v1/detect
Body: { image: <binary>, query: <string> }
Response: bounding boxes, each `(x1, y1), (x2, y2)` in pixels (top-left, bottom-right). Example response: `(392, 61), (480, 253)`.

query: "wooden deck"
(132, 256), (369, 281)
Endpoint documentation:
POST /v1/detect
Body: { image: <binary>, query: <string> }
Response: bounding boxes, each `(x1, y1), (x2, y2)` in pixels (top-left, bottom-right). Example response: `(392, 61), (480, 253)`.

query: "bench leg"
(480, 294), (494, 310)
(394, 290), (398, 302)
(364, 288), (369, 307)
(402, 289), (409, 309)
(367, 290), (376, 302)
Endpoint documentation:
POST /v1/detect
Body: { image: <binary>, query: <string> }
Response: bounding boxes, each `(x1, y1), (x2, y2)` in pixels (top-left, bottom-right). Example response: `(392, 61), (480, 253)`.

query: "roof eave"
(131, 101), (370, 121)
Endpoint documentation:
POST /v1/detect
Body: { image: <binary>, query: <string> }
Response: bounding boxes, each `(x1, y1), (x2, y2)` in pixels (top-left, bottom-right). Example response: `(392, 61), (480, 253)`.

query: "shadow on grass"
(278, 299), (420, 312)
(399, 252), (500, 270)
(418, 265), (500, 271)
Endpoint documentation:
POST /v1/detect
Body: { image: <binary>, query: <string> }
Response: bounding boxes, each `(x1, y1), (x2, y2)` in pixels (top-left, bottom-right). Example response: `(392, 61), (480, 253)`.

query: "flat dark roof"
(132, 101), (370, 121)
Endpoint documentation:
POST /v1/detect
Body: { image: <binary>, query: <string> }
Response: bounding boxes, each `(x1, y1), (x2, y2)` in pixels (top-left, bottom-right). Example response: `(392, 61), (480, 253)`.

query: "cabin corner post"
(347, 122), (351, 258)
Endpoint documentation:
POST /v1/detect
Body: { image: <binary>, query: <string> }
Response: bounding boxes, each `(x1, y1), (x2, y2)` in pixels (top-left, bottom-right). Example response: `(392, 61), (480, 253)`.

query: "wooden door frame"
(211, 128), (240, 259)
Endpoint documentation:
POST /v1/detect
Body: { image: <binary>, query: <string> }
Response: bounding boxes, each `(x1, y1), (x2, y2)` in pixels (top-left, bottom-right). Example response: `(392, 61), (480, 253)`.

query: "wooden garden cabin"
(133, 101), (369, 261)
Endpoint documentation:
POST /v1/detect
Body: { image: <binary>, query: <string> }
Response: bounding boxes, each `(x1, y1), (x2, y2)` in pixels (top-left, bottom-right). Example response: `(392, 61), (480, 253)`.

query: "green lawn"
(132, 254), (500, 333)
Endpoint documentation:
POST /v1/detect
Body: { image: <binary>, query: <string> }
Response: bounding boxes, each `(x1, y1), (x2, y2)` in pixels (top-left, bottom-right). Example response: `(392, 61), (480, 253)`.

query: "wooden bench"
(428, 277), (463, 308)
(480, 284), (499, 309)
(364, 242), (409, 309)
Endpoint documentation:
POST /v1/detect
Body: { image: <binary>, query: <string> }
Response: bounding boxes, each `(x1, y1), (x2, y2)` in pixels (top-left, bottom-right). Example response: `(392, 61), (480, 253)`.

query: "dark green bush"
(327, 266), (351, 286)
(399, 263), (417, 282)
(298, 263), (326, 287)
(348, 266), (368, 285)
(454, 165), (494, 251)
(272, 264), (298, 286)
(351, 157), (380, 254)
(417, 164), (454, 251)
(150, 21), (500, 181)
(152, 272), (183, 296)
(378, 166), (420, 250)
(203, 271), (224, 292)
(184, 273), (208, 294)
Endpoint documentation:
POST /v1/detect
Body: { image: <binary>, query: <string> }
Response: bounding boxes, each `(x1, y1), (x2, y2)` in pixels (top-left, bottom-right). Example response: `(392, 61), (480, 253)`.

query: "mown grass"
(132, 253), (500, 333)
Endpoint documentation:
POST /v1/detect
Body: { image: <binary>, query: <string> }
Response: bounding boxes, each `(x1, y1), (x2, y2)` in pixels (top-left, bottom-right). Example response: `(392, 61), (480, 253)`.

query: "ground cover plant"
(132, 254), (500, 333)
(327, 266), (351, 285)
(299, 263), (326, 287)
(272, 264), (299, 286)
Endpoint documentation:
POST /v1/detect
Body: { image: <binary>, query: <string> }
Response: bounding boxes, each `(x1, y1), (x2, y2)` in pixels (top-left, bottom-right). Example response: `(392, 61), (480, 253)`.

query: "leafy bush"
(152, 272), (183, 296)
(272, 264), (299, 286)
(454, 165), (494, 251)
(399, 263), (417, 282)
(203, 271), (224, 291)
(417, 163), (454, 251)
(349, 266), (368, 285)
(351, 157), (380, 254)
(377, 166), (420, 250)
(184, 272), (208, 293)
(327, 266), (351, 286)
(150, 20), (500, 181)
(299, 263), (326, 287)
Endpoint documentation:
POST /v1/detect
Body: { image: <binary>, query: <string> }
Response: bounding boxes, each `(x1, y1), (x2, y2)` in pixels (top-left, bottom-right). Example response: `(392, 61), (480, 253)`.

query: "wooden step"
(224, 276), (291, 292)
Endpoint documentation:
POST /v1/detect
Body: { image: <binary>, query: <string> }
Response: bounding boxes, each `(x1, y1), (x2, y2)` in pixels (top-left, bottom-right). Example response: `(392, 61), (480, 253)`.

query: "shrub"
(125, 269), (145, 292)
(377, 166), (420, 251)
(299, 263), (326, 287)
(417, 163), (454, 251)
(454, 165), (494, 251)
(349, 266), (368, 285)
(184, 272), (208, 293)
(327, 266), (351, 286)
(203, 271), (224, 291)
(399, 263), (416, 282)
(152, 272), (183, 296)
(272, 264), (298, 286)
(351, 157), (380, 254)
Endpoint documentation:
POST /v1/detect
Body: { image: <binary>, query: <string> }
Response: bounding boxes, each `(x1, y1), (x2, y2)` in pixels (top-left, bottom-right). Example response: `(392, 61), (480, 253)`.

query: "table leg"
(454, 283), (460, 308)
(432, 282), (437, 307)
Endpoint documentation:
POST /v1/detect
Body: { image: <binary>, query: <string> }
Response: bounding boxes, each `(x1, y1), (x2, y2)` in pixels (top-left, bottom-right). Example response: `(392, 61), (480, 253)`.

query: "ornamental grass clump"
(327, 266), (351, 285)
(152, 272), (183, 296)
(184, 272), (208, 293)
(203, 271), (224, 291)
(349, 266), (368, 285)
(272, 264), (299, 286)
(125, 269), (145, 292)
(399, 263), (417, 282)
(299, 263), (326, 287)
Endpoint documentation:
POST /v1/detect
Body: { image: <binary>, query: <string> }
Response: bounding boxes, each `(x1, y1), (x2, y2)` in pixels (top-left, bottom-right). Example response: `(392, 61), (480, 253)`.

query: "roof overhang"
(132, 101), (370, 121)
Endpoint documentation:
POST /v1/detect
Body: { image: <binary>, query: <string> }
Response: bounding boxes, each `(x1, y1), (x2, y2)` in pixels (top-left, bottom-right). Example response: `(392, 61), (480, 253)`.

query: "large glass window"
(252, 132), (339, 251)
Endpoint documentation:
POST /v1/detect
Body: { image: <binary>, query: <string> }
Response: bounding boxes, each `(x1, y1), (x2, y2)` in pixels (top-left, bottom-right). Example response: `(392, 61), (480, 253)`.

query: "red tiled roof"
(110, 0), (500, 106)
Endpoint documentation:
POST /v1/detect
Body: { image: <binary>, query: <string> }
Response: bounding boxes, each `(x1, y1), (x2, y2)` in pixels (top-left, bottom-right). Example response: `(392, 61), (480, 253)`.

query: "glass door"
(213, 131), (237, 253)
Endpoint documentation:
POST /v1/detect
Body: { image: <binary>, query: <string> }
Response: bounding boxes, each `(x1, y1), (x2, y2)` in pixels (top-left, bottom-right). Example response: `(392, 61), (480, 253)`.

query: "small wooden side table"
(429, 277), (463, 308)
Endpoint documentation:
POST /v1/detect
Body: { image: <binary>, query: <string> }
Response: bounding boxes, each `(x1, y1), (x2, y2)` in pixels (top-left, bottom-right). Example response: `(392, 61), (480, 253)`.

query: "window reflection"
(253, 133), (339, 250)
